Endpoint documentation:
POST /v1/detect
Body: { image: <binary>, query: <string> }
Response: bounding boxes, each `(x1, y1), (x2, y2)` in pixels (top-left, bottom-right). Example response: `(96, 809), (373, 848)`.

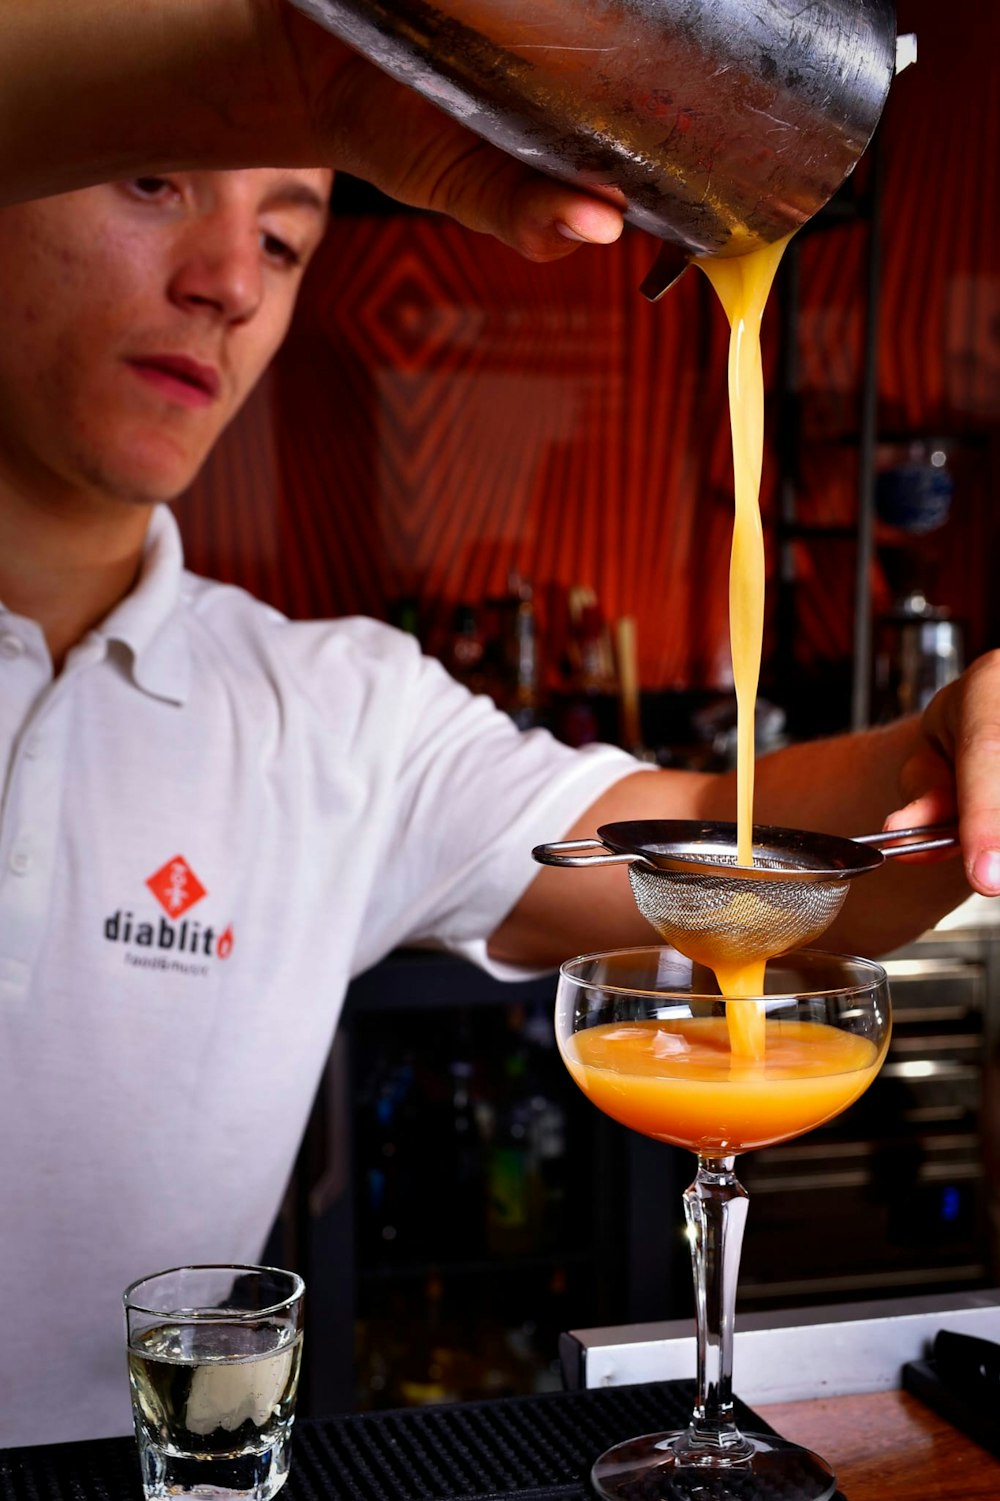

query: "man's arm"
(0, 0), (623, 260)
(489, 652), (1000, 967)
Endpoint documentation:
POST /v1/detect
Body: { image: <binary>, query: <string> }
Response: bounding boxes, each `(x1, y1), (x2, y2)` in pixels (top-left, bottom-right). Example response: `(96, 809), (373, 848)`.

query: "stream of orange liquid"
(686, 236), (793, 1057)
(696, 235), (792, 875)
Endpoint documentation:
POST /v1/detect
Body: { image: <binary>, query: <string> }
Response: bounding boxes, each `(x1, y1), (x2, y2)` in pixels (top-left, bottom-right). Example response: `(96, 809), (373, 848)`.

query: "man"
(0, 166), (643, 1451)
(0, 164), (995, 1450)
(1, 0), (626, 259)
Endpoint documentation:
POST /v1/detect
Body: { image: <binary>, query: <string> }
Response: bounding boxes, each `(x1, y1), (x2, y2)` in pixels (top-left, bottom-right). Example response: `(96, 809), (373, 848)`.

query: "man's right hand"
(276, 4), (626, 260)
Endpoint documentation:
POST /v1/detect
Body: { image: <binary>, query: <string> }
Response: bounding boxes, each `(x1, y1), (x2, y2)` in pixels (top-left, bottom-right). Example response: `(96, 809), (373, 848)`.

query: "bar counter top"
(762, 1387), (998, 1500)
(1, 1377), (996, 1501)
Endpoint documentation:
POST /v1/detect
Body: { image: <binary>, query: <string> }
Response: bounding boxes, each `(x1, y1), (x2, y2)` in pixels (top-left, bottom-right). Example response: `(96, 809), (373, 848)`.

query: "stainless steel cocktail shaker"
(289, 0), (897, 292)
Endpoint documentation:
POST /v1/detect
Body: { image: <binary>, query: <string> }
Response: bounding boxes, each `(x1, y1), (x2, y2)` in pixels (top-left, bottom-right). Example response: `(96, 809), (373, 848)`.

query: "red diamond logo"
(146, 855), (207, 918)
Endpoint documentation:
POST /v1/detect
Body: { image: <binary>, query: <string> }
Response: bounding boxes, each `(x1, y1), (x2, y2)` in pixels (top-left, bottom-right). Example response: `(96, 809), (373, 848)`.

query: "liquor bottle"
(356, 1055), (418, 1263)
(485, 1048), (537, 1256)
(448, 1055), (486, 1260)
(555, 588), (618, 747)
(614, 616), (647, 756)
(485, 1006), (568, 1257)
(521, 1002), (569, 1249)
(443, 603), (487, 693)
(505, 576), (543, 730)
(389, 595), (422, 640)
(395, 1271), (463, 1407)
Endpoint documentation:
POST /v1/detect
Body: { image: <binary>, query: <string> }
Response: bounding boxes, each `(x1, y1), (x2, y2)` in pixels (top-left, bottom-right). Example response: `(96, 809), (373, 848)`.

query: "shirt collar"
(97, 505), (191, 705)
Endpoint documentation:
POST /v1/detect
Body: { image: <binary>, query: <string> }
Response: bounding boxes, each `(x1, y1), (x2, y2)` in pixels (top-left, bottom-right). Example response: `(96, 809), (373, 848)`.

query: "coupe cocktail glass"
(555, 946), (891, 1501)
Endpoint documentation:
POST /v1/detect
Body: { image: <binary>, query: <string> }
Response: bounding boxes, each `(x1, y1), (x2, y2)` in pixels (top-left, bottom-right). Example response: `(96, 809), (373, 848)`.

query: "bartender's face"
(0, 168), (330, 508)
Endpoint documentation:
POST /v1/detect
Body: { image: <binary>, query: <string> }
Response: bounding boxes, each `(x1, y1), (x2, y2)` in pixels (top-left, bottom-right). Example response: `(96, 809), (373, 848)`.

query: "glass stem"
(682, 1154), (753, 1455)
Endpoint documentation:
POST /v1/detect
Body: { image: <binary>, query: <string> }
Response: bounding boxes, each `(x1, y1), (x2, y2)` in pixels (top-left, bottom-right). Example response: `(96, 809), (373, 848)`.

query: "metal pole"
(851, 135), (884, 730)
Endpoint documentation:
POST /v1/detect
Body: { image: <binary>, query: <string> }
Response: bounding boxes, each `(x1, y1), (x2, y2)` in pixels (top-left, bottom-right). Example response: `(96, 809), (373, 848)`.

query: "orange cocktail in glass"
(555, 946), (891, 1501)
(563, 1015), (883, 1154)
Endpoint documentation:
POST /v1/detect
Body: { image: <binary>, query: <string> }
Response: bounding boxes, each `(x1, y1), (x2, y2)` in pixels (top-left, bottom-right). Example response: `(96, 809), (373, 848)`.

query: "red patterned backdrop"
(176, 0), (1000, 714)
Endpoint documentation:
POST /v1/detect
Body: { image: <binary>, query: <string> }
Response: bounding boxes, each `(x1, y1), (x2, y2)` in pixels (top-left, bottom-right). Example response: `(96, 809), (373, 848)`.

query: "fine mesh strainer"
(533, 819), (957, 970)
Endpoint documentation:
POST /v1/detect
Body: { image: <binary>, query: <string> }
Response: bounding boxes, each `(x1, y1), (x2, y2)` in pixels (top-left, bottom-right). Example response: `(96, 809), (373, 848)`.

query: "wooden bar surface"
(759, 1389), (999, 1500)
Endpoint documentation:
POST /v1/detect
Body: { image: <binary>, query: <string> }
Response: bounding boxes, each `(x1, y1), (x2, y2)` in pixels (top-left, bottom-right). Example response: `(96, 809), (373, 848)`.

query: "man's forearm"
(702, 716), (922, 838)
(0, 0), (323, 205)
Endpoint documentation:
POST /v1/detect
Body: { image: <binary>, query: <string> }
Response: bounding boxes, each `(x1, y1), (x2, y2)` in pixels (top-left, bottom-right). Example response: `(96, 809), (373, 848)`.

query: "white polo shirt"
(0, 507), (638, 1449)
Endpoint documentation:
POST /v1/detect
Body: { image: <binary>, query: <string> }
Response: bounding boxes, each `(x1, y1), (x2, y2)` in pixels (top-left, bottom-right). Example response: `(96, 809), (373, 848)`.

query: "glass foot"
(591, 1429), (837, 1501)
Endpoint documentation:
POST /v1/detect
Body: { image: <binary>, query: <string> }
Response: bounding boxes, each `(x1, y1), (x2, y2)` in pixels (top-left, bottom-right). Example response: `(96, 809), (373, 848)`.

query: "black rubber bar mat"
(903, 1356), (1000, 1460)
(0, 1381), (848, 1501)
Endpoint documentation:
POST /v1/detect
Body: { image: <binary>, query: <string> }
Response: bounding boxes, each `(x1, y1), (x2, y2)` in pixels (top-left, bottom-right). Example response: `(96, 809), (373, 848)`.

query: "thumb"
(916, 653), (1000, 895)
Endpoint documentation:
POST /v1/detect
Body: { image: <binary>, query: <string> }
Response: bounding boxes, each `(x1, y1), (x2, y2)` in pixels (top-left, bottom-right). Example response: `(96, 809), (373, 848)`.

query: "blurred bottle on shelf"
(528, 1264), (571, 1394)
(442, 603), (488, 693)
(504, 575), (544, 730)
(394, 1270), (464, 1406)
(519, 1002), (569, 1249)
(389, 594), (423, 641)
(485, 1005), (567, 1257)
(873, 440), (962, 722)
(357, 1053), (417, 1263)
(356, 1046), (475, 1264)
(448, 1054), (487, 1260)
(356, 1268), (539, 1409)
(485, 1049), (537, 1256)
(613, 616), (650, 758)
(875, 440), (954, 536)
(354, 1287), (407, 1408)
(554, 586), (619, 747)
(874, 589), (964, 720)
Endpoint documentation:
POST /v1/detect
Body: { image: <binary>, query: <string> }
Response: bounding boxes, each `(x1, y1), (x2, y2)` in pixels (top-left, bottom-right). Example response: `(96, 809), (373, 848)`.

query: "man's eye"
(130, 177), (173, 200)
(261, 232), (301, 268)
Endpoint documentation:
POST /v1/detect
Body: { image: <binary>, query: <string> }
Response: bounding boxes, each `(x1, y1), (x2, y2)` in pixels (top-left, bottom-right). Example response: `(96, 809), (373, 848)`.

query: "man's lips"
(126, 354), (221, 409)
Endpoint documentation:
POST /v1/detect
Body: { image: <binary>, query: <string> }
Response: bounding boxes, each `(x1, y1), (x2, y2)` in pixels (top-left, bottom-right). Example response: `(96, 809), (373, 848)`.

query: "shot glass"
(124, 1264), (305, 1501)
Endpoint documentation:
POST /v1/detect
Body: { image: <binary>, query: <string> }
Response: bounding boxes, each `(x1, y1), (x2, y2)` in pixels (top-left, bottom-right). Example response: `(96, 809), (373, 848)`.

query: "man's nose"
(168, 220), (263, 324)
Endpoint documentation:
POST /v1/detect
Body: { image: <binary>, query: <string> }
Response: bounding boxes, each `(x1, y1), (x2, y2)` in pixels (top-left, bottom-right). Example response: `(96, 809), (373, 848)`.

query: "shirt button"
(22, 737), (41, 760)
(9, 848), (31, 876)
(0, 633), (24, 660)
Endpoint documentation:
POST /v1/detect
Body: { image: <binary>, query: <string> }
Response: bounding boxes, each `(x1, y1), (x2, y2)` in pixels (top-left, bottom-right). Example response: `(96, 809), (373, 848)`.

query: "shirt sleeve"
(357, 629), (648, 978)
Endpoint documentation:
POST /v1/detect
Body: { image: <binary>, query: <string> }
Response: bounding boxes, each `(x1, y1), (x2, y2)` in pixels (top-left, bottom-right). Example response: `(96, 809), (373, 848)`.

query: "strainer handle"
(854, 823), (958, 858)
(532, 839), (652, 869)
